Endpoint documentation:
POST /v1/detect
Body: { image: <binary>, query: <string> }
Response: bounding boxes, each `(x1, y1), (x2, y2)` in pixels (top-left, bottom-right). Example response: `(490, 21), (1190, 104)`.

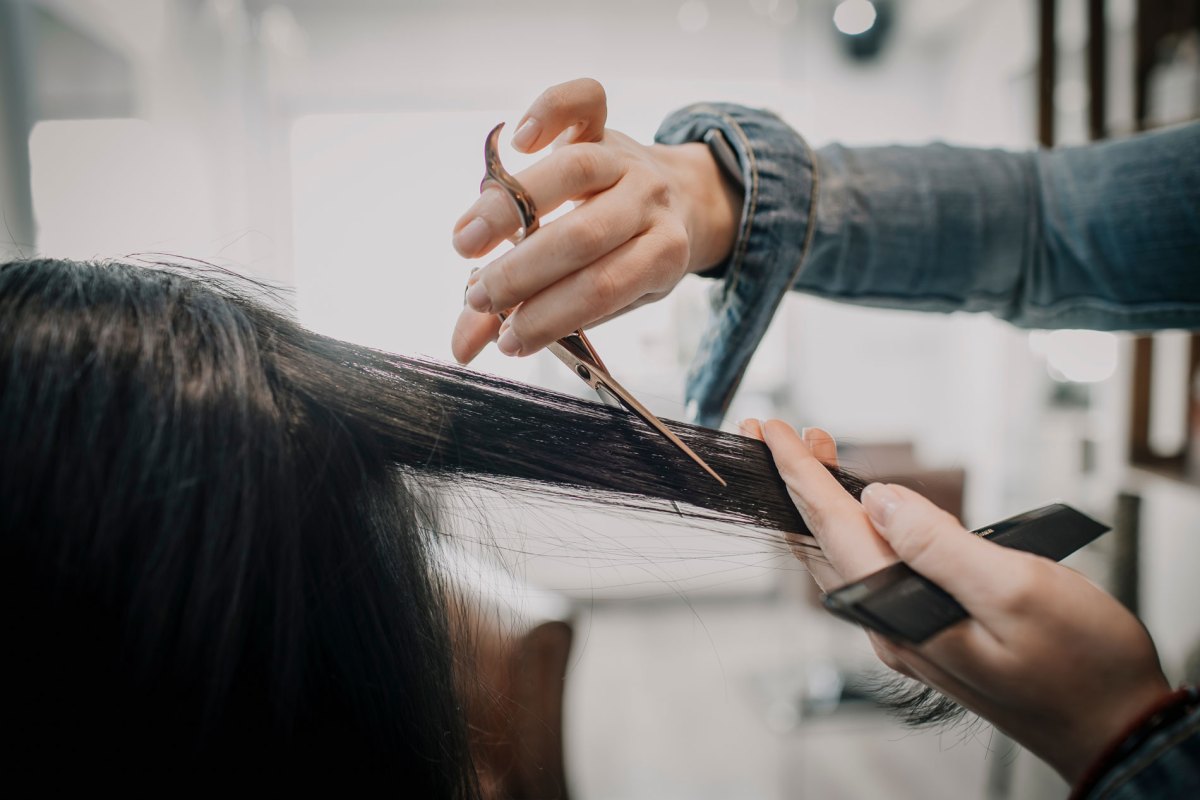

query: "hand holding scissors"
(450, 78), (742, 366)
(462, 119), (726, 486)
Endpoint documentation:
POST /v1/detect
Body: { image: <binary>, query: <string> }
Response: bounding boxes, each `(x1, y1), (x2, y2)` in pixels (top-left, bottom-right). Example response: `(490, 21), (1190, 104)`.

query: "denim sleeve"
(656, 103), (818, 427)
(1082, 705), (1200, 799)
(802, 124), (1200, 329)
(656, 106), (1200, 427)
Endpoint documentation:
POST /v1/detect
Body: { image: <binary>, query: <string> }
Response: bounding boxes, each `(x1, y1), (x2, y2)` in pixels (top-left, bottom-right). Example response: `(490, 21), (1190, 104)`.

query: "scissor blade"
(614, 383), (727, 486)
(587, 364), (727, 487)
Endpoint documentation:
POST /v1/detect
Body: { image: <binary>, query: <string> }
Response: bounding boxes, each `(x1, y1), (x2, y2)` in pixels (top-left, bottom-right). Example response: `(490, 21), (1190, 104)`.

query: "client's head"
(0, 258), (474, 789)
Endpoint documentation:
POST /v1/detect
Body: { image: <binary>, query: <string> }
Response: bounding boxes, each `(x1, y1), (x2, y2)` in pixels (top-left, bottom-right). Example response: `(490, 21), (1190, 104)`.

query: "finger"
(453, 143), (626, 258)
(737, 418), (764, 441)
(496, 229), (681, 356)
(451, 306), (501, 364)
(912, 618), (1009, 690)
(759, 419), (897, 582)
(510, 78), (607, 153)
(737, 418), (838, 584)
(587, 288), (670, 328)
(861, 483), (1031, 622)
(802, 426), (838, 468)
(467, 184), (652, 314)
(867, 631), (987, 714)
(881, 640), (990, 718)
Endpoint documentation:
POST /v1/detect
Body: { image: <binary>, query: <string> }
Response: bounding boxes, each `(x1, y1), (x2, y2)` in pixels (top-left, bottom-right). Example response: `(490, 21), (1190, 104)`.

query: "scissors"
(479, 122), (726, 487)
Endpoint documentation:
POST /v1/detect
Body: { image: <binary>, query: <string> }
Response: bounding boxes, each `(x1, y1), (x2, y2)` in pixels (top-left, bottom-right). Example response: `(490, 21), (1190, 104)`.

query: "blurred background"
(2, 0), (1198, 797)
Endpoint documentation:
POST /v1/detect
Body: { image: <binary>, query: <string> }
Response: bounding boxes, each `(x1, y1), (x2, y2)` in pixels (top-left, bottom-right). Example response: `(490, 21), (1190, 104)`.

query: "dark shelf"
(1128, 461), (1200, 492)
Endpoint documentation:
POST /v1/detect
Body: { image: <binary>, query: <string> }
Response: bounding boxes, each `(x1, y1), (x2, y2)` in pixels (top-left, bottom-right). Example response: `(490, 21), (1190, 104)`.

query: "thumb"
(860, 483), (1023, 612)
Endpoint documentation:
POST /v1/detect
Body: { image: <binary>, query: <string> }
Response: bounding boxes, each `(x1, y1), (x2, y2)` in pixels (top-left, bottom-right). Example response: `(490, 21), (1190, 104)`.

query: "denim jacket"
(655, 107), (1200, 429)
(1083, 702), (1200, 799)
(655, 106), (1200, 797)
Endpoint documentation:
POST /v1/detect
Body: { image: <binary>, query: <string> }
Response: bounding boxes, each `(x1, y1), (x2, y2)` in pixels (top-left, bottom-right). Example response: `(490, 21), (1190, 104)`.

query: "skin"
(451, 78), (742, 364)
(451, 77), (1175, 786)
(742, 419), (1172, 785)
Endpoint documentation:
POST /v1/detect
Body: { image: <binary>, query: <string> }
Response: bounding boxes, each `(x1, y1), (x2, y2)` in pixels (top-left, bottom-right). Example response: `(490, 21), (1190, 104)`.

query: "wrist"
(1054, 675), (1174, 786)
(1068, 683), (1197, 798)
(655, 142), (742, 275)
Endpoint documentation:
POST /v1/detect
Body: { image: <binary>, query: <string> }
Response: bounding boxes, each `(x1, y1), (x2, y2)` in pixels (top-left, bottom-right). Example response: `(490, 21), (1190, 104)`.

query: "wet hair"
(1, 258), (473, 789)
(0, 258), (956, 784)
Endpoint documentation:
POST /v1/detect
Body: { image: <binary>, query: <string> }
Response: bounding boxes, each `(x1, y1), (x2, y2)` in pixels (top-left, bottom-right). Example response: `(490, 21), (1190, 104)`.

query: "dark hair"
(0, 257), (927, 786)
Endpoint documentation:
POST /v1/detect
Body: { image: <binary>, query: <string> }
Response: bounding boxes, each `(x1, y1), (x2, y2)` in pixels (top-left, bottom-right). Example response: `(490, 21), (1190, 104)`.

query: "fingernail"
(465, 280), (491, 312)
(511, 117), (541, 151)
(862, 483), (901, 528)
(738, 418), (761, 437)
(497, 328), (522, 356)
(454, 217), (490, 256)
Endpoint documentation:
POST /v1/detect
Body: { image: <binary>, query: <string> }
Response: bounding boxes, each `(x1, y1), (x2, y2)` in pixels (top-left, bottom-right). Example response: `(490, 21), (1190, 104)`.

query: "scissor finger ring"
(482, 122), (539, 243)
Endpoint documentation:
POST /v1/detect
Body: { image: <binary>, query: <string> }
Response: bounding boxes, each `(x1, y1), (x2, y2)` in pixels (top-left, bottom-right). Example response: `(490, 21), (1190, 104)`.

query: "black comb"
(822, 504), (1109, 644)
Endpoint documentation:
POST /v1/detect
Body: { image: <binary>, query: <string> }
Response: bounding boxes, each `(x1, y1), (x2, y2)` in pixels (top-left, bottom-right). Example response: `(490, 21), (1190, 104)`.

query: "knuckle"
(507, 305), (546, 347)
(587, 265), (621, 311)
(566, 212), (610, 255)
(484, 262), (520, 307)
(892, 525), (939, 570)
(577, 77), (606, 104)
(639, 172), (673, 209)
(565, 145), (604, 190)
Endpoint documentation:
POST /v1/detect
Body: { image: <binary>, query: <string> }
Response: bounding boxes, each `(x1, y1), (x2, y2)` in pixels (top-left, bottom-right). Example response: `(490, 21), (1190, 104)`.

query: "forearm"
(799, 124), (1200, 329)
(656, 105), (1200, 425)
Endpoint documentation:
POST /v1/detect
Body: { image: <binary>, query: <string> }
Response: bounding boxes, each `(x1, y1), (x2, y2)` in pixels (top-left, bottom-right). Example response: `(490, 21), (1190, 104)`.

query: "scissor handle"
(547, 334), (616, 405)
(483, 123), (539, 242)
(553, 329), (609, 375)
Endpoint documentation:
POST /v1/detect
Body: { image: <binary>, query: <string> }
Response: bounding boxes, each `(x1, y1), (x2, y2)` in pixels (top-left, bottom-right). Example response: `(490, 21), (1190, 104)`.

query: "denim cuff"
(655, 104), (816, 428)
(1084, 701), (1200, 798)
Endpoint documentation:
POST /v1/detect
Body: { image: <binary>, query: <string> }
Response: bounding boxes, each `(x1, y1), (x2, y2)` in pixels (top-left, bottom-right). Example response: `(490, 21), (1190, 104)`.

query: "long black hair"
(0, 257), (871, 787)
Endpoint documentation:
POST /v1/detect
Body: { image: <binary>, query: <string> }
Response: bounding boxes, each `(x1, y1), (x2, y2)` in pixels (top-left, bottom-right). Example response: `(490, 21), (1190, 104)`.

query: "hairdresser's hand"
(742, 419), (1172, 785)
(451, 78), (742, 363)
